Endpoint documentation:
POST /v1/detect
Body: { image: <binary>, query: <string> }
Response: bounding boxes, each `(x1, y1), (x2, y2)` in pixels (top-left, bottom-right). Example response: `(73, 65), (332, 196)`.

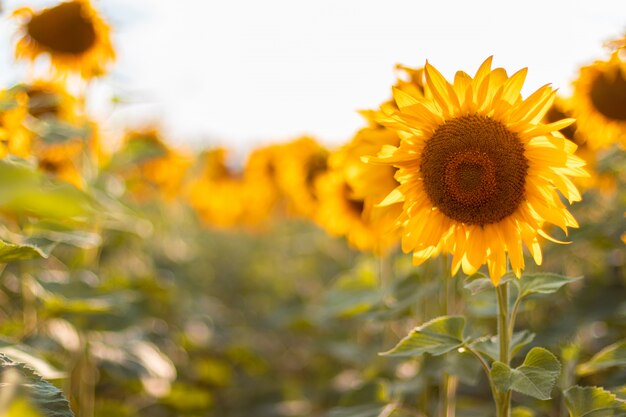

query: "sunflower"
(13, 0), (115, 79)
(274, 137), (329, 218)
(241, 145), (282, 227)
(314, 169), (379, 252)
(17, 79), (78, 122)
(36, 138), (84, 188)
(116, 129), (191, 201)
(571, 50), (626, 149)
(186, 148), (248, 229)
(0, 90), (31, 158)
(543, 97), (618, 193)
(369, 57), (587, 285)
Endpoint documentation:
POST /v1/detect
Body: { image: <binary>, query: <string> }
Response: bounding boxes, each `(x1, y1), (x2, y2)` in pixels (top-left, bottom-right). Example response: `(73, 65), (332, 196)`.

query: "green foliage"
(472, 330), (535, 361)
(577, 340), (626, 376)
(563, 386), (626, 417)
(490, 347), (561, 400)
(0, 157), (96, 220)
(515, 273), (583, 299)
(0, 354), (74, 417)
(380, 316), (465, 357)
(0, 239), (50, 263)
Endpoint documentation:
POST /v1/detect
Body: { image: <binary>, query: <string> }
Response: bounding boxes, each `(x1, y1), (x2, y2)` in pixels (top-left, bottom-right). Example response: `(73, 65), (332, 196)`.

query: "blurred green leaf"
(490, 347), (561, 400)
(577, 340), (626, 376)
(0, 354), (74, 417)
(380, 316), (465, 357)
(563, 386), (626, 417)
(0, 239), (50, 263)
(516, 273), (582, 299)
(0, 157), (96, 220)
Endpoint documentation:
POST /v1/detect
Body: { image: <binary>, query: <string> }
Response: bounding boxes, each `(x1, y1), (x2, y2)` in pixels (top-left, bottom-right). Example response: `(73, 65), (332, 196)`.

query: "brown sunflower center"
(421, 115), (528, 225)
(27, 2), (97, 55)
(26, 87), (60, 118)
(343, 184), (365, 215)
(589, 69), (626, 121)
(305, 152), (328, 192)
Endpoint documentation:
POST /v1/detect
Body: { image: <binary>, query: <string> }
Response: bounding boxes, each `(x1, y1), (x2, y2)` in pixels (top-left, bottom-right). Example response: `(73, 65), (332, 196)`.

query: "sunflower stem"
(438, 255), (456, 417)
(495, 281), (511, 417)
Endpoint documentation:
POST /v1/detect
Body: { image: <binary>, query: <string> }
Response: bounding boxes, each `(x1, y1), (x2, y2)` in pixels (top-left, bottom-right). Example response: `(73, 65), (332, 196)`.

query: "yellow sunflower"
(314, 169), (379, 252)
(117, 129), (192, 201)
(186, 148), (248, 229)
(13, 0), (115, 79)
(35, 138), (84, 188)
(241, 144), (282, 227)
(18, 79), (78, 122)
(0, 90), (31, 158)
(370, 57), (587, 285)
(274, 137), (329, 218)
(571, 51), (626, 149)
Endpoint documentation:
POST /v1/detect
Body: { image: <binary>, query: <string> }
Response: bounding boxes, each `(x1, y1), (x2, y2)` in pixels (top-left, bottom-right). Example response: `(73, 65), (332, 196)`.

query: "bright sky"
(0, 0), (625, 153)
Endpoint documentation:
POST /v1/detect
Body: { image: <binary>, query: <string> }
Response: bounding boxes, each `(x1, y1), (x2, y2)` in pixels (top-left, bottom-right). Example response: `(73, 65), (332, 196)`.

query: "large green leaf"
(563, 386), (626, 417)
(380, 316), (465, 357)
(577, 340), (626, 376)
(490, 347), (561, 400)
(516, 273), (582, 299)
(0, 354), (74, 417)
(0, 239), (50, 263)
(0, 157), (96, 220)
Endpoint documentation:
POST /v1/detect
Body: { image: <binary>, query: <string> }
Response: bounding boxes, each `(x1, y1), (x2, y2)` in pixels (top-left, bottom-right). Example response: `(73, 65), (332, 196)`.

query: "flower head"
(370, 57), (587, 284)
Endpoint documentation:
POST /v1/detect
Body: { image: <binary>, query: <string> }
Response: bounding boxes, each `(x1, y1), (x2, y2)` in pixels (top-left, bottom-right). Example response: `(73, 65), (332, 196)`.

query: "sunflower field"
(0, 1), (624, 417)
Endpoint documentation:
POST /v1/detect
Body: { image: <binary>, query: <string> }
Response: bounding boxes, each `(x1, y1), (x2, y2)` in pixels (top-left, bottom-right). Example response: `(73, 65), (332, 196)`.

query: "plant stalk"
(495, 281), (511, 417)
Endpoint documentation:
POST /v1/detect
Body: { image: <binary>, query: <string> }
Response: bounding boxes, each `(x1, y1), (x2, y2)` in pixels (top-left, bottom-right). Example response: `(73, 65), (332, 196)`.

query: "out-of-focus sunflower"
(186, 148), (248, 229)
(320, 114), (400, 253)
(314, 169), (380, 252)
(35, 138), (84, 187)
(241, 144), (282, 227)
(274, 137), (329, 218)
(571, 51), (626, 149)
(18, 79), (78, 122)
(116, 129), (191, 201)
(12, 0), (115, 79)
(0, 90), (31, 158)
(370, 57), (587, 284)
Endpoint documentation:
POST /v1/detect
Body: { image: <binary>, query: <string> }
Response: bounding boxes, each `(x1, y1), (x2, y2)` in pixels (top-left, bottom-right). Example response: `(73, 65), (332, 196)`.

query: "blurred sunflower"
(274, 137), (329, 218)
(19, 79), (78, 122)
(35, 138), (84, 187)
(0, 90), (31, 158)
(571, 50), (626, 149)
(186, 148), (248, 229)
(12, 0), (115, 79)
(116, 129), (191, 201)
(241, 145), (282, 227)
(371, 57), (587, 284)
(314, 169), (377, 252)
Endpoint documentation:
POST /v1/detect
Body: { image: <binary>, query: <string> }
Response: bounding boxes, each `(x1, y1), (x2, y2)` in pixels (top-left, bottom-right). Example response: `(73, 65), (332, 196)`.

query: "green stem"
(439, 255), (456, 417)
(495, 282), (511, 417)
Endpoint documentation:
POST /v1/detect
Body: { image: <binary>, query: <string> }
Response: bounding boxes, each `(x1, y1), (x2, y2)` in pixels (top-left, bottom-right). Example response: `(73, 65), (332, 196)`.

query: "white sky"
(0, 0), (625, 154)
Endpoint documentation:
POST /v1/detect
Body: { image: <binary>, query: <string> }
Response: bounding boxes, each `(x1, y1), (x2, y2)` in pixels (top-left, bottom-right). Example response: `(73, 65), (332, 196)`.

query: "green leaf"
(563, 386), (626, 417)
(517, 273), (582, 299)
(464, 272), (515, 295)
(471, 330), (535, 361)
(0, 239), (50, 263)
(0, 157), (96, 220)
(380, 316), (465, 357)
(577, 340), (626, 376)
(490, 347), (561, 400)
(0, 353), (74, 417)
